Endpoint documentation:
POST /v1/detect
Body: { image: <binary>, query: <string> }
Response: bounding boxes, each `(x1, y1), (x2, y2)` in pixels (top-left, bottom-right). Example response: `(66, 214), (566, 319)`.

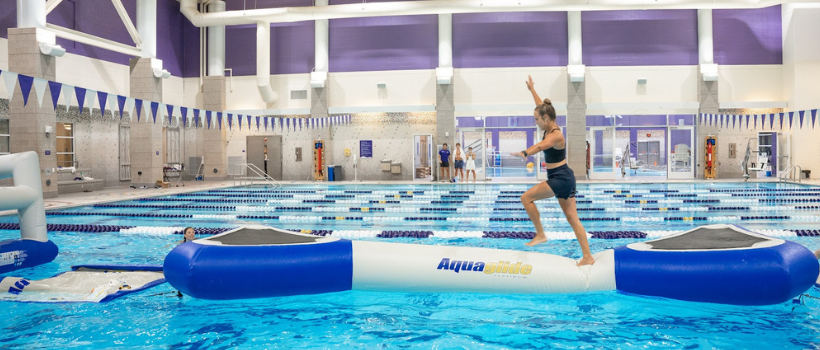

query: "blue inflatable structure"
(164, 224), (819, 305)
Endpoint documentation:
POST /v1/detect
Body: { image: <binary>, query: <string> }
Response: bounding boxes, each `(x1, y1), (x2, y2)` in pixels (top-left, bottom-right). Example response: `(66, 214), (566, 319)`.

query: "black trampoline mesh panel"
(206, 228), (321, 246)
(647, 227), (771, 250)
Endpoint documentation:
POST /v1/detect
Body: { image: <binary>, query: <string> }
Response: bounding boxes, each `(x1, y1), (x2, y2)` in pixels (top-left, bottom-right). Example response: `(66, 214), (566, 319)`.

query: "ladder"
(779, 164), (802, 183)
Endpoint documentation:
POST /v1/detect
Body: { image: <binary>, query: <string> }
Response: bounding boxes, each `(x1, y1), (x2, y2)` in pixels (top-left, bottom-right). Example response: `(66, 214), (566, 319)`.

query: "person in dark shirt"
(511, 76), (594, 266)
(438, 143), (451, 182)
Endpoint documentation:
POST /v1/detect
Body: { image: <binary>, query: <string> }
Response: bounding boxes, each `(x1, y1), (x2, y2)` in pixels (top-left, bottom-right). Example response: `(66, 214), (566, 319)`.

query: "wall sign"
(360, 140), (372, 158)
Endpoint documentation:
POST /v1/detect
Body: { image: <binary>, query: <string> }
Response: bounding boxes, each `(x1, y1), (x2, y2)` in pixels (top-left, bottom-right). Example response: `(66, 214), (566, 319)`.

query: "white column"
(438, 14), (453, 68)
(436, 14), (453, 84)
(137, 0), (157, 58)
(208, 0), (226, 76)
(315, 0), (329, 73)
(698, 9), (714, 65)
(567, 11), (584, 82)
(17, 0), (46, 29)
(568, 11), (582, 66)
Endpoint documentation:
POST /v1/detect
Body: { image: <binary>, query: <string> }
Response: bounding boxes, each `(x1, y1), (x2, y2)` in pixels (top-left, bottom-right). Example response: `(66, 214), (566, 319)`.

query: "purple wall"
(181, 13), (200, 78)
(713, 6), (782, 65)
(156, 0), (187, 77)
(329, 14), (437, 72)
(453, 12), (568, 68)
(225, 22), (315, 76)
(47, 0), (138, 66)
(0, 1), (15, 38)
(582, 10), (699, 66)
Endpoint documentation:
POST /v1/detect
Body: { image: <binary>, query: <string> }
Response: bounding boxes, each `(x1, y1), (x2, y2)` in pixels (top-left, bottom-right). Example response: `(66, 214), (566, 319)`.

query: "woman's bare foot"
(525, 235), (548, 246)
(576, 256), (595, 266)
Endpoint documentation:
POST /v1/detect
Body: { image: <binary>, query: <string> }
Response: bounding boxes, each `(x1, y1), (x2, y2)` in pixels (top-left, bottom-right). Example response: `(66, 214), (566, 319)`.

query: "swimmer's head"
(183, 227), (196, 242)
(534, 98), (556, 124)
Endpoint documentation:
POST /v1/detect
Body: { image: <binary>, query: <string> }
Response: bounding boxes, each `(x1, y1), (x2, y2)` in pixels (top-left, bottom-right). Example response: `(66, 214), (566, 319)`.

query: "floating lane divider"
(47, 211), (194, 218)
(1, 223), (807, 240)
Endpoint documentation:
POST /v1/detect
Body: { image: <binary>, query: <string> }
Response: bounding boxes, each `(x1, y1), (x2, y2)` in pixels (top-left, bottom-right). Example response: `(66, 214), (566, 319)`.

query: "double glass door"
(588, 127), (617, 179)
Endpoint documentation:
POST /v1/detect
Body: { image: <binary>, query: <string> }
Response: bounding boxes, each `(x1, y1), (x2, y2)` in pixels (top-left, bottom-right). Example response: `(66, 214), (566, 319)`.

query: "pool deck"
(1, 177), (818, 218)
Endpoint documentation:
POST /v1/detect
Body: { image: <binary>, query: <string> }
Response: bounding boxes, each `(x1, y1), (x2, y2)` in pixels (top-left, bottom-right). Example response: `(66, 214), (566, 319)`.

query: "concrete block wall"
(330, 112), (436, 181)
(8, 28), (58, 198)
(55, 106), (122, 186)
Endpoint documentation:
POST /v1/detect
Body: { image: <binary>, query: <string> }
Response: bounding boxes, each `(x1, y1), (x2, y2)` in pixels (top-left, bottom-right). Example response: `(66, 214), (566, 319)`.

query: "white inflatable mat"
(0, 265), (165, 303)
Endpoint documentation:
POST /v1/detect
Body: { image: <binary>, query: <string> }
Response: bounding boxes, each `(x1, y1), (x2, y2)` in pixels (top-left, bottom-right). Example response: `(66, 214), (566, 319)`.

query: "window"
(56, 122), (74, 168)
(0, 119), (8, 155)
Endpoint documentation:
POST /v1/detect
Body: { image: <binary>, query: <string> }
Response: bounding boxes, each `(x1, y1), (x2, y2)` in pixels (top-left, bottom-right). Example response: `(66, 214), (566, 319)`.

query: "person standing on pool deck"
(465, 146), (477, 183)
(439, 143), (451, 182)
(511, 75), (594, 266)
(453, 143), (465, 182)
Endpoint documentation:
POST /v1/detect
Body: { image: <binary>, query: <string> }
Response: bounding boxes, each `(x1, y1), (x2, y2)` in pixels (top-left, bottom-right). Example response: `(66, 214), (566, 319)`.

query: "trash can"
(327, 165), (335, 181)
(802, 170), (811, 179)
(333, 165), (343, 181)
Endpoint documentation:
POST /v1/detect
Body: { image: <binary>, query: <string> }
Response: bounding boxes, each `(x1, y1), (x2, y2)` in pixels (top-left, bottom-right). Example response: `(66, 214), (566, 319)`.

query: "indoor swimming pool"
(1, 182), (819, 349)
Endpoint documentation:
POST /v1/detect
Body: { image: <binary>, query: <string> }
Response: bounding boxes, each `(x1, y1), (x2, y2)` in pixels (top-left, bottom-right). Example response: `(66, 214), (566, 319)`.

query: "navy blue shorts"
(454, 160), (464, 169)
(546, 164), (577, 200)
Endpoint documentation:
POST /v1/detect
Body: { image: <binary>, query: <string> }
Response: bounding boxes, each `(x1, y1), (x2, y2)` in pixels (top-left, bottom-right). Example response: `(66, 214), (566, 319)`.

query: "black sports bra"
(542, 129), (566, 163)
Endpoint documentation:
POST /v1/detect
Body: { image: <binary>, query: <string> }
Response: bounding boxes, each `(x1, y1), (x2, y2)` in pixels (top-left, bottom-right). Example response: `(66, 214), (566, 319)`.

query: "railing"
(233, 163), (281, 187)
(779, 164), (802, 183)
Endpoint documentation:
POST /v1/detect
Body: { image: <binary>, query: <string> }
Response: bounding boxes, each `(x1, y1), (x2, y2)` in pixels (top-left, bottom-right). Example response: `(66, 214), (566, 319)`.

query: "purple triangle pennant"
(93, 91), (106, 117)
(812, 109), (817, 129)
(217, 112), (223, 130)
(280, 118), (283, 132)
(264, 117), (269, 131)
(256, 116), (260, 131)
(134, 99), (143, 121)
(17, 74), (34, 106)
(227, 113), (233, 129)
(117, 95), (126, 120)
(732, 115), (736, 129)
(769, 113), (774, 130)
(799, 111), (805, 128)
(753, 115), (758, 129)
(299, 118), (303, 131)
(779, 113), (784, 130)
(206, 111), (212, 129)
(286, 118), (290, 131)
(237, 114), (242, 130)
(150, 102), (159, 124)
(75, 87), (87, 112)
(166, 104), (174, 124)
(745, 114), (750, 129)
(48, 81), (62, 110)
(181, 107), (188, 127)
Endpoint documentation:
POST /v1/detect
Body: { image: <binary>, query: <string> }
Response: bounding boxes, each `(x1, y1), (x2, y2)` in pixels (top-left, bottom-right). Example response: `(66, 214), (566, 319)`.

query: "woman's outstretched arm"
(525, 75), (542, 106)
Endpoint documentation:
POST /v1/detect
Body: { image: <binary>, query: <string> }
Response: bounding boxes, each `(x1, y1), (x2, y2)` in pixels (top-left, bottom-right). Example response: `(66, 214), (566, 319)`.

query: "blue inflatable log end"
(164, 239), (354, 300)
(615, 241), (819, 305)
(0, 239), (59, 274)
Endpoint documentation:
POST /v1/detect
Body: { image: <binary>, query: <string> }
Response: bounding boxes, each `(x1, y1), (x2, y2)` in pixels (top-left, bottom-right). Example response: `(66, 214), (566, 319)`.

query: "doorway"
(413, 135), (433, 181)
(247, 135), (282, 180)
(668, 126), (694, 179)
(588, 126), (617, 179)
(457, 128), (486, 182)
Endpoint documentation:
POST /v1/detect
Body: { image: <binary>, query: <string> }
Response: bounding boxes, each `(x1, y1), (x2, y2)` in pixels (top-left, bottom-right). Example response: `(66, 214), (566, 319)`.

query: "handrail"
(779, 164), (802, 183)
(235, 163), (281, 187)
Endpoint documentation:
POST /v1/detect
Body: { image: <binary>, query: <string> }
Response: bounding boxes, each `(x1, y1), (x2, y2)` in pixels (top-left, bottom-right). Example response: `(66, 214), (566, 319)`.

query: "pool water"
(1, 182), (819, 349)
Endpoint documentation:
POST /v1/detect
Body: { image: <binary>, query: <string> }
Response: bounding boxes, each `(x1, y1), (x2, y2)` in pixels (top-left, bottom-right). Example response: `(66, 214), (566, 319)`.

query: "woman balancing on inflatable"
(511, 76), (594, 266)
